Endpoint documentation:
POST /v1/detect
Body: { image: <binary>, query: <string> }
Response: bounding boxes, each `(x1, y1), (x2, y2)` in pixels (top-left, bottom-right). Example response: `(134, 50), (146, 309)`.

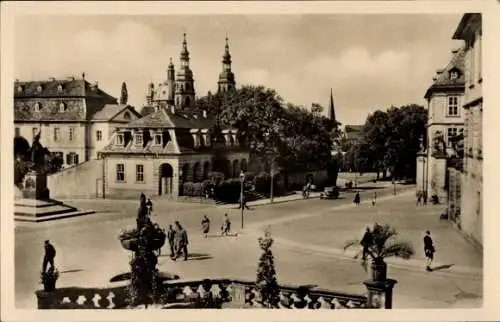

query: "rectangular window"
(116, 164), (125, 182)
(96, 130), (102, 141)
(447, 96), (459, 116)
(116, 134), (124, 145)
(32, 127), (38, 140)
(65, 152), (79, 165)
(447, 127), (458, 145)
(54, 128), (60, 142)
(154, 134), (162, 145)
(15, 127), (20, 137)
(136, 164), (144, 182)
(68, 127), (75, 141)
(135, 134), (143, 146)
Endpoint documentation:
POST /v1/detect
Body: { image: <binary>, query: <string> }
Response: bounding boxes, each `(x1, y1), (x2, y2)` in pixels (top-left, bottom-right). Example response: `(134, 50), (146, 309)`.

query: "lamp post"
(240, 170), (245, 229)
(270, 165), (274, 203)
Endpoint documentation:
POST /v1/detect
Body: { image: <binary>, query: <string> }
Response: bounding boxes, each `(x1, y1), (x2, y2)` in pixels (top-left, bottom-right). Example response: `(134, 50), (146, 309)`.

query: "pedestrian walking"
(221, 213), (231, 236)
(353, 191), (361, 207)
(201, 215), (210, 238)
(360, 227), (373, 261)
(371, 192), (377, 206)
(146, 197), (153, 216)
(174, 221), (189, 261)
(416, 192), (422, 206)
(238, 194), (250, 210)
(42, 240), (56, 273)
(423, 230), (435, 271)
(167, 224), (176, 258)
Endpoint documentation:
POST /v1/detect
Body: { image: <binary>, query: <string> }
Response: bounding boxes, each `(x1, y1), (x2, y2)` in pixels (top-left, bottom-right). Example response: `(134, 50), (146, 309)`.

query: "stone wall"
(47, 159), (103, 199)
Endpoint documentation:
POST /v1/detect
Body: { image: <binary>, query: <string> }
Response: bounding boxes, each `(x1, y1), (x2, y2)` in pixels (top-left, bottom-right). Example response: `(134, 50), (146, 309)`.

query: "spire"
(180, 32), (190, 64)
(168, 57), (174, 69)
(222, 36), (231, 66)
(328, 88), (336, 122)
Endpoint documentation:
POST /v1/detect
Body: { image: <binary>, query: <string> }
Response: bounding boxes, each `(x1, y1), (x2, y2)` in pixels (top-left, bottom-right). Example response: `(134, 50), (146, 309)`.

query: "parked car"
(320, 186), (340, 200)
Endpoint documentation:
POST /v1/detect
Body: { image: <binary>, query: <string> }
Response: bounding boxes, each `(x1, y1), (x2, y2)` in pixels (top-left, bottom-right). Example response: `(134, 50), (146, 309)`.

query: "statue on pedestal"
(432, 131), (447, 158)
(22, 133), (50, 199)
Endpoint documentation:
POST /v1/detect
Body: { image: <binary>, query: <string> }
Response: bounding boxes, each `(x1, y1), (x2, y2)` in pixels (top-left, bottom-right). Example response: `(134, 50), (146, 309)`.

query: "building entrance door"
(159, 163), (174, 197)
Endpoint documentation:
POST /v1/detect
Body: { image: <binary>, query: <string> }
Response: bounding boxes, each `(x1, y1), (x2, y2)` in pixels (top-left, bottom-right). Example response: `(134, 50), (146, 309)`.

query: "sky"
(15, 14), (464, 125)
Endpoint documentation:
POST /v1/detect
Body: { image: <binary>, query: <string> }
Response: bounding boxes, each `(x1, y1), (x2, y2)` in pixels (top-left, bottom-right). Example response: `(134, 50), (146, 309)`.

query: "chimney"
(202, 110), (207, 118)
(49, 77), (55, 81)
(451, 48), (459, 54)
(436, 68), (445, 75)
(94, 81), (98, 88)
(432, 76), (437, 81)
(67, 76), (75, 81)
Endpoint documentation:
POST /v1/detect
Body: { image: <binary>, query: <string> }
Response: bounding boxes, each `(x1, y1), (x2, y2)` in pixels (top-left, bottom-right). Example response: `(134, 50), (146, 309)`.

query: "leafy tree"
(120, 82), (128, 105)
(256, 230), (280, 308)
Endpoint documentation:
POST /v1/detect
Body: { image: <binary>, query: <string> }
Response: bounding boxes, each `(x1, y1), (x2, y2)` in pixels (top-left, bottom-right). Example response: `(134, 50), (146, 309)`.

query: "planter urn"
(371, 260), (387, 282)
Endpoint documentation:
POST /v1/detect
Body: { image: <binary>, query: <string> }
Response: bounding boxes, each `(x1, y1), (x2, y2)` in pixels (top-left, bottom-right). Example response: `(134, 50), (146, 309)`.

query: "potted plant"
(343, 223), (414, 281)
(40, 267), (59, 292)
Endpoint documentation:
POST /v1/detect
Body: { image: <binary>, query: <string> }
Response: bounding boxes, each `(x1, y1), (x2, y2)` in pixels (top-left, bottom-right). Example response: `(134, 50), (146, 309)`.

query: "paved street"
(15, 185), (482, 309)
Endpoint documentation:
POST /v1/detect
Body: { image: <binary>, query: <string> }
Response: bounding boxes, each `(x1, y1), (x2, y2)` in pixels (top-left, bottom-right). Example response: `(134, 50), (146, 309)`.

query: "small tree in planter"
(40, 267), (59, 292)
(343, 223), (414, 281)
(256, 230), (280, 308)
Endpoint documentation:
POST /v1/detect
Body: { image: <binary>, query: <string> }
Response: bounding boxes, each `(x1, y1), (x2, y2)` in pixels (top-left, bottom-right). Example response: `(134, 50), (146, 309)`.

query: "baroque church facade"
(99, 34), (249, 199)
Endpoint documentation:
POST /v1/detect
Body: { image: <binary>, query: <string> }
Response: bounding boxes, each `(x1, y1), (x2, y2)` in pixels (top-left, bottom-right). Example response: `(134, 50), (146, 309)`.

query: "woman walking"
(201, 215), (210, 238)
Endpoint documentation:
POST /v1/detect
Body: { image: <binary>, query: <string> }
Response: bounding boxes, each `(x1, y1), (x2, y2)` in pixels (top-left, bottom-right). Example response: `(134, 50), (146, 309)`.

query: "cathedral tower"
(145, 82), (155, 106)
(217, 37), (236, 93)
(174, 33), (195, 109)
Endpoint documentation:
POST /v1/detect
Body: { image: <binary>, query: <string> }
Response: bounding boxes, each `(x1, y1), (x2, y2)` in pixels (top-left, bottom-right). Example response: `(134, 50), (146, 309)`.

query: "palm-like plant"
(344, 223), (414, 281)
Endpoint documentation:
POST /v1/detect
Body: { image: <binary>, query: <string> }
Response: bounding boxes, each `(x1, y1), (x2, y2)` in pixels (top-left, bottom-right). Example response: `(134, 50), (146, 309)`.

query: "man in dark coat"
(360, 227), (373, 261)
(42, 240), (56, 273)
(167, 225), (176, 258)
(423, 230), (435, 271)
(174, 221), (189, 261)
(353, 191), (361, 207)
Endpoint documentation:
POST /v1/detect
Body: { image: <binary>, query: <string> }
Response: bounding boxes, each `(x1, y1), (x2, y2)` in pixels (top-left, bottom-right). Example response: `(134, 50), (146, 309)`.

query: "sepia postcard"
(1, 1), (499, 321)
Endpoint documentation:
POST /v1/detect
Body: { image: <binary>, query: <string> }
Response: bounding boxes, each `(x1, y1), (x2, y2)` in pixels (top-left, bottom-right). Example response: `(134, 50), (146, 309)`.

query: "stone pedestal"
(22, 171), (50, 200)
(363, 279), (397, 309)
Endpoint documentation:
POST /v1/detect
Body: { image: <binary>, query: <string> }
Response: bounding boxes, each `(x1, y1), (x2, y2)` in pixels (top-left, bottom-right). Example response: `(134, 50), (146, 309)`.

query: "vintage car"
(319, 186), (340, 199)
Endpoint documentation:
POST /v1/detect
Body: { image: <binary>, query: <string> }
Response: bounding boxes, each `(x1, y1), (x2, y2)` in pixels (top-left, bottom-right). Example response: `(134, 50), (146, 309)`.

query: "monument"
(14, 134), (95, 222)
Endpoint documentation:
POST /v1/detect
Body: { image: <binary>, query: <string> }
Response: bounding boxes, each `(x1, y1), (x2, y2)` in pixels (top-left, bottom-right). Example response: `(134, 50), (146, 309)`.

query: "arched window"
(59, 102), (66, 112)
(123, 111), (131, 120)
(36, 85), (42, 93)
(34, 102), (41, 112)
(184, 96), (190, 107)
(57, 84), (63, 93)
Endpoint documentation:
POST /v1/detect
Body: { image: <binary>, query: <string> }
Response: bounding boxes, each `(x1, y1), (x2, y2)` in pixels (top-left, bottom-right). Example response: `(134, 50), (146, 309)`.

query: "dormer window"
(34, 102), (41, 112)
(154, 134), (162, 145)
(116, 133), (124, 146)
(123, 111), (131, 120)
(134, 133), (143, 146)
(59, 102), (67, 112)
(57, 84), (63, 93)
(450, 70), (459, 80)
(36, 85), (42, 93)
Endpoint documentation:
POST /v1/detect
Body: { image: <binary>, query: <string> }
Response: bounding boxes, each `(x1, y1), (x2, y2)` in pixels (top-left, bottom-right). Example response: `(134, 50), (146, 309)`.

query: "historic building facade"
(99, 34), (249, 199)
(453, 13), (482, 246)
(417, 47), (466, 200)
(14, 76), (141, 167)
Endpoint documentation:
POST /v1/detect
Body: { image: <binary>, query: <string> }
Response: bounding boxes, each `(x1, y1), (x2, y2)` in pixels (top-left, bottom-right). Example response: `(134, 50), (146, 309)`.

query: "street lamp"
(270, 165), (274, 203)
(239, 170), (245, 229)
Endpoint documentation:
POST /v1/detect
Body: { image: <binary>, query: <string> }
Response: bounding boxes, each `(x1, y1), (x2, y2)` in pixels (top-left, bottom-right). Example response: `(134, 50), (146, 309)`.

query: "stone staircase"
(14, 198), (96, 222)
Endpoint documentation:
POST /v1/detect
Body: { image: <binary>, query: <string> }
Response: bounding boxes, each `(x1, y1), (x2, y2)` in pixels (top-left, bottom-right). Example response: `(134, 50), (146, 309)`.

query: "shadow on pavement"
(186, 253), (213, 261)
(431, 264), (455, 272)
(59, 269), (84, 274)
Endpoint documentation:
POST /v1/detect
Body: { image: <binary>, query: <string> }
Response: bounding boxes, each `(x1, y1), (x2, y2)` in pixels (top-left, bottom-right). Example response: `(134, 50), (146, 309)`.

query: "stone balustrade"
(36, 277), (378, 309)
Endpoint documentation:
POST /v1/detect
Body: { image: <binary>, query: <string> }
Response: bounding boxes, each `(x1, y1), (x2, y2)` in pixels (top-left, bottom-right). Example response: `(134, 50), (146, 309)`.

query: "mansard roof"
(120, 106), (220, 130)
(424, 47), (466, 99)
(14, 78), (116, 101)
(91, 104), (141, 122)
